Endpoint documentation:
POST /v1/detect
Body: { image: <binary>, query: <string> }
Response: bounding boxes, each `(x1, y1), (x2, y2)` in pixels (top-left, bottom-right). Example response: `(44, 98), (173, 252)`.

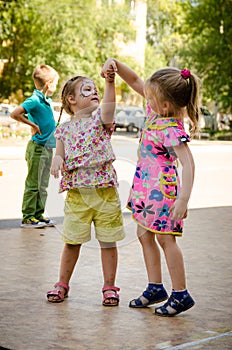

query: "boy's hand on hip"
(31, 124), (41, 135)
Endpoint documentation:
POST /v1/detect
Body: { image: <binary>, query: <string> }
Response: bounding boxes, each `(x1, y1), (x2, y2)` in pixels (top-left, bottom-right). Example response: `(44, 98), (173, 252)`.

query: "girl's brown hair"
(145, 67), (200, 136)
(58, 76), (86, 121)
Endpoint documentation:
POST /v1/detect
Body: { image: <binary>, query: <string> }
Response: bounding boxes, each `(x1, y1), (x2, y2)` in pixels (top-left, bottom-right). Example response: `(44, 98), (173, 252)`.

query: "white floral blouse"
(55, 108), (118, 192)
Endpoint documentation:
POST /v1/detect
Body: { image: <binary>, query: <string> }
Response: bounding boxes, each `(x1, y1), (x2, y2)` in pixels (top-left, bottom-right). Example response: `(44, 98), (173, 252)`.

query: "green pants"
(22, 140), (53, 221)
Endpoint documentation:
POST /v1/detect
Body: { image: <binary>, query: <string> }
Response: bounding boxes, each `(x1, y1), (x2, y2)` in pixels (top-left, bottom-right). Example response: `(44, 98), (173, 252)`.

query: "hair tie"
(180, 69), (191, 79)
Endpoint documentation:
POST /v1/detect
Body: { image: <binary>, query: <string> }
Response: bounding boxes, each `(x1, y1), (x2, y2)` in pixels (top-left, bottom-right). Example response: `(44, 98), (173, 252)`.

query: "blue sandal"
(129, 284), (168, 308)
(155, 293), (195, 316)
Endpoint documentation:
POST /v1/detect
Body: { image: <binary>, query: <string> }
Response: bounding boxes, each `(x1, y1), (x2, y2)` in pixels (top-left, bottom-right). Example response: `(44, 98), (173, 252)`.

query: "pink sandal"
(102, 286), (120, 306)
(47, 282), (70, 303)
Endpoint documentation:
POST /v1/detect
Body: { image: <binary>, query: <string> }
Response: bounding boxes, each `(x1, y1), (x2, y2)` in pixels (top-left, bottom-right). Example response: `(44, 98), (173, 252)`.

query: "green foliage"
(146, 0), (231, 112)
(0, 0), (134, 102)
(146, 0), (186, 67)
(179, 0), (232, 112)
(0, 0), (231, 113)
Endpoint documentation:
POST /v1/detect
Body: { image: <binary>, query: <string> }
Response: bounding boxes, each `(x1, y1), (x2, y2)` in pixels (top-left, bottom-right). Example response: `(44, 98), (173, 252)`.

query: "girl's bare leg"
(154, 235), (195, 316)
(129, 226), (167, 307)
(156, 234), (186, 290)
(99, 241), (118, 305)
(137, 225), (162, 283)
(47, 243), (81, 301)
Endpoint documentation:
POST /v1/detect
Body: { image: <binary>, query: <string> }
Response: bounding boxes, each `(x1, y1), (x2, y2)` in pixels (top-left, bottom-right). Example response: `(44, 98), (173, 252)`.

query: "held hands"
(105, 72), (115, 83)
(50, 155), (65, 178)
(101, 58), (117, 82)
(170, 198), (188, 221)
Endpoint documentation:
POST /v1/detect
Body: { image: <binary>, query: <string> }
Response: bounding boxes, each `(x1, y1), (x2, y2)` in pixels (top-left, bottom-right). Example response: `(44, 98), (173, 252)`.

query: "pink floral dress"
(55, 109), (118, 192)
(127, 106), (190, 236)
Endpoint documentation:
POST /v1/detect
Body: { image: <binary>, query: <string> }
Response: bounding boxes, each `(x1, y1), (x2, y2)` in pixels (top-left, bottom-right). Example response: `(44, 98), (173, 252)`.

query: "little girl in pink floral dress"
(127, 104), (190, 236)
(102, 59), (200, 317)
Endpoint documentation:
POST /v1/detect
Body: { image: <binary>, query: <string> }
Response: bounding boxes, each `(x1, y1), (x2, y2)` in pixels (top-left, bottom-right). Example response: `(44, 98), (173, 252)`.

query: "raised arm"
(10, 105), (41, 135)
(171, 143), (195, 220)
(102, 58), (145, 98)
(101, 75), (116, 126)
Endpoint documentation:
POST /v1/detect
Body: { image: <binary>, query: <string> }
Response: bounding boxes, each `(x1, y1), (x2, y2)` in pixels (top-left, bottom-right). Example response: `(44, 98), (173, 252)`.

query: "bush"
(210, 130), (232, 141)
(0, 124), (30, 140)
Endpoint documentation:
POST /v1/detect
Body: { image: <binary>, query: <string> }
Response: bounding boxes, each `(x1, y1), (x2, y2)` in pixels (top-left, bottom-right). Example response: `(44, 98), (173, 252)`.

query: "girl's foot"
(102, 286), (120, 306)
(129, 283), (168, 308)
(47, 282), (69, 303)
(155, 292), (195, 316)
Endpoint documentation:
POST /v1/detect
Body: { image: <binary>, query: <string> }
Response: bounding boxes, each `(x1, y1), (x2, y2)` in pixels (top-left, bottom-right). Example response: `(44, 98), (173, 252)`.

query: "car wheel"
(127, 124), (135, 132)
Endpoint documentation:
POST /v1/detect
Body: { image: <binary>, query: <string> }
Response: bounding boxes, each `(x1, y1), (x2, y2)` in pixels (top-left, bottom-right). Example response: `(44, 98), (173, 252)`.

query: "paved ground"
(0, 136), (232, 349)
(1, 136), (232, 223)
(0, 207), (232, 350)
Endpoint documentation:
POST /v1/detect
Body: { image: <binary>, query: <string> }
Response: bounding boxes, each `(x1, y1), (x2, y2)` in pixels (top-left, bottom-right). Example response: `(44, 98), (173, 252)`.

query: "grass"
(210, 130), (232, 141)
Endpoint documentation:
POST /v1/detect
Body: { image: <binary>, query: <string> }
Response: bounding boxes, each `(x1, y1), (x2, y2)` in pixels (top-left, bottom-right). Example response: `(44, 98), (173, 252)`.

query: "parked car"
(184, 106), (213, 134)
(0, 103), (18, 128)
(199, 106), (213, 130)
(115, 106), (146, 132)
(0, 103), (16, 117)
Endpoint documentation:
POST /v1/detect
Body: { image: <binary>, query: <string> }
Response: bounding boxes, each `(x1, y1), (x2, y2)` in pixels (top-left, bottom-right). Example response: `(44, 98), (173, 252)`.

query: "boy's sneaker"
(20, 217), (46, 229)
(37, 216), (56, 227)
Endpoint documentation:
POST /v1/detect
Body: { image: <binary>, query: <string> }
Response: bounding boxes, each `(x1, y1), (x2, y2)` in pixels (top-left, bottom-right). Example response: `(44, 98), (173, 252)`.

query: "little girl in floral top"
(47, 73), (125, 305)
(102, 59), (200, 316)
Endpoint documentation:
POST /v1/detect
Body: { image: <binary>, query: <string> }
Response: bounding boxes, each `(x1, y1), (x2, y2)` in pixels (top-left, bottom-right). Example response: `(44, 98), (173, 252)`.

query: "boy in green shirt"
(11, 64), (59, 228)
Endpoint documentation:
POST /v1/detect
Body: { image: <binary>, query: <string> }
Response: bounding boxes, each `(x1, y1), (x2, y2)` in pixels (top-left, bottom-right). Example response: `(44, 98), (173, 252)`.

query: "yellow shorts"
(62, 187), (125, 244)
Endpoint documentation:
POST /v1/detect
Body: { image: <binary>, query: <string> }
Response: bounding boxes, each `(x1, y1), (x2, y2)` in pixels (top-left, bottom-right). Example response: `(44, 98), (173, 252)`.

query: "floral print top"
(127, 105), (190, 236)
(55, 108), (117, 192)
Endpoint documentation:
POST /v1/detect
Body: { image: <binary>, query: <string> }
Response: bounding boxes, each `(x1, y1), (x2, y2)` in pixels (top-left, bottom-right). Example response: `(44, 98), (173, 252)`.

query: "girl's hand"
(101, 58), (117, 78)
(170, 198), (188, 221)
(103, 122), (115, 134)
(50, 155), (65, 178)
(105, 71), (115, 83)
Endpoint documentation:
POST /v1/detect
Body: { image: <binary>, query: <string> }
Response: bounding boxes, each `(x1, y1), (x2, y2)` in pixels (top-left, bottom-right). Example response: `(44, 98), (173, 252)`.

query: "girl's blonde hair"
(145, 67), (200, 135)
(32, 64), (59, 89)
(59, 76), (86, 119)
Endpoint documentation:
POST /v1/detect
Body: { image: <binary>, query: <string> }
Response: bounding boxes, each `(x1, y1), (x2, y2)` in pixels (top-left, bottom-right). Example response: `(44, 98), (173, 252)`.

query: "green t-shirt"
(21, 89), (56, 147)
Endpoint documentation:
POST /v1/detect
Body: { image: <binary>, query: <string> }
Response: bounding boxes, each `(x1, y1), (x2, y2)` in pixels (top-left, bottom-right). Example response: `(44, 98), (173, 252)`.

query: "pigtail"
(186, 74), (200, 137)
(56, 106), (64, 127)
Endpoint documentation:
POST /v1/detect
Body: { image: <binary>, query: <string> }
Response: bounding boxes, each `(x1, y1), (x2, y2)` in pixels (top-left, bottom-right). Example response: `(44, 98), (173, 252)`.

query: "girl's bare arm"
(101, 76), (116, 126)
(11, 106), (41, 135)
(171, 143), (195, 220)
(102, 58), (145, 98)
(50, 139), (65, 178)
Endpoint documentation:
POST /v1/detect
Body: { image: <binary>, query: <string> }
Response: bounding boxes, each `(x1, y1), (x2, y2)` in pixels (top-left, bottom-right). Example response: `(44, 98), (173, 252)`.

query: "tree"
(146, 0), (186, 77)
(0, 0), (134, 102)
(146, 0), (231, 113)
(179, 0), (232, 112)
